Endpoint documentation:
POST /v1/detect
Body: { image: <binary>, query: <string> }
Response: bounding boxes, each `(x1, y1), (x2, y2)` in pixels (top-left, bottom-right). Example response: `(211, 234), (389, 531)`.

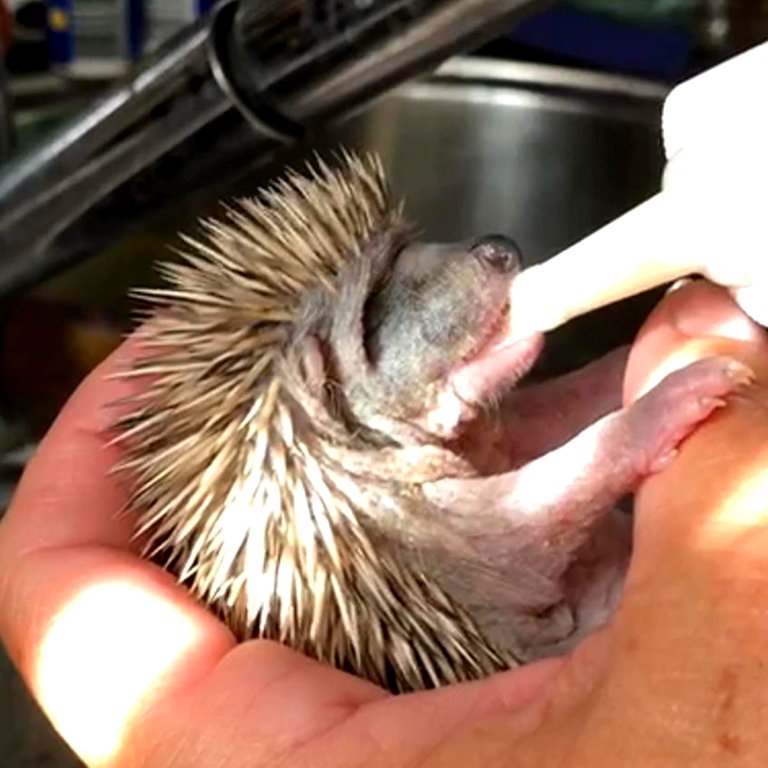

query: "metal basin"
(1, 56), (669, 768)
(32, 56), (669, 372)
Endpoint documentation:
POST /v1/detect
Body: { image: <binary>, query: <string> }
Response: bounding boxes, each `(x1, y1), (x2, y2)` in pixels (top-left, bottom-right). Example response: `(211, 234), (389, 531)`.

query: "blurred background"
(0, 1), (766, 765)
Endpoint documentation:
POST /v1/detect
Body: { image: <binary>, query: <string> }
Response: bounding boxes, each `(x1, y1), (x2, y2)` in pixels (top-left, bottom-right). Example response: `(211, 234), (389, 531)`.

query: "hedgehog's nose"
(470, 234), (521, 274)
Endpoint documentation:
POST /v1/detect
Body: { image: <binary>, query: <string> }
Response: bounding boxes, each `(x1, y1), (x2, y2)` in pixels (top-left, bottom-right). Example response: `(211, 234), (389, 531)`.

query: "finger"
(0, 338), (239, 765)
(0, 338), (141, 559)
(131, 644), (563, 768)
(2, 546), (237, 766)
(624, 278), (768, 401)
(624, 279), (768, 567)
(575, 280), (768, 764)
(2, 511), (563, 768)
(0, 338), (147, 664)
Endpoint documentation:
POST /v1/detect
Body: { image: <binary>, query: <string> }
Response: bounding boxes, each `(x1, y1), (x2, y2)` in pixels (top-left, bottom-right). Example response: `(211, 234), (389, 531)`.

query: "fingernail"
(671, 283), (764, 342)
(665, 277), (694, 295)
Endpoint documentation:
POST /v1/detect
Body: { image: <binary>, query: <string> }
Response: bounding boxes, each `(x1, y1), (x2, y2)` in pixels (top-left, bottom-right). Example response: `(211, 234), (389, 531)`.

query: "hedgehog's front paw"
(630, 355), (753, 475)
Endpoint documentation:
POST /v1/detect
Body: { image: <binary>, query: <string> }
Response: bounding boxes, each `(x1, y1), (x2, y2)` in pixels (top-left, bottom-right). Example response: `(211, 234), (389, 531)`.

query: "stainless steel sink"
(1, 56), (668, 768)
(32, 57), (670, 372)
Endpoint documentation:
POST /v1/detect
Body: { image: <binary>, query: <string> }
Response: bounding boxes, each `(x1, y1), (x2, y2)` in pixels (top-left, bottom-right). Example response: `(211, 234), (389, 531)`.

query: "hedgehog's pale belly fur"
(113, 151), (747, 694)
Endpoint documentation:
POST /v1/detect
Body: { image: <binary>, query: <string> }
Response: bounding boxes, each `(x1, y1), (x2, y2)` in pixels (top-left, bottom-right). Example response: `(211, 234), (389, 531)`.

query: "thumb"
(624, 279), (768, 578)
(591, 279), (768, 762)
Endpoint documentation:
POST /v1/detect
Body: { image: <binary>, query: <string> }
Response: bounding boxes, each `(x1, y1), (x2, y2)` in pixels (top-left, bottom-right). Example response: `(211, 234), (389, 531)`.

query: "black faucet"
(0, 0), (550, 300)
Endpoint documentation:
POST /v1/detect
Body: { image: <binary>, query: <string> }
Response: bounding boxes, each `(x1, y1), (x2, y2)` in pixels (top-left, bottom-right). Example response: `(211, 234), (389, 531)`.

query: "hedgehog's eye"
(470, 235), (521, 274)
(362, 272), (396, 363)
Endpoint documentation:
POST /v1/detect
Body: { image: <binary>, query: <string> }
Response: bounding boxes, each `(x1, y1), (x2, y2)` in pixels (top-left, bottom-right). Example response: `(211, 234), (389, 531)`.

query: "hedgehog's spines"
(115, 150), (517, 693)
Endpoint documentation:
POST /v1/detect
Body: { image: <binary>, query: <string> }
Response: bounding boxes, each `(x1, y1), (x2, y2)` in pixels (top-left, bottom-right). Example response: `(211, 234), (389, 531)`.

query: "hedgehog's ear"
(301, 336), (328, 392)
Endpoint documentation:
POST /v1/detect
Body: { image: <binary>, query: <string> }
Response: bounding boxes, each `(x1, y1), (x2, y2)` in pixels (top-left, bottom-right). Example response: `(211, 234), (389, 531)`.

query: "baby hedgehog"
(113, 151), (748, 694)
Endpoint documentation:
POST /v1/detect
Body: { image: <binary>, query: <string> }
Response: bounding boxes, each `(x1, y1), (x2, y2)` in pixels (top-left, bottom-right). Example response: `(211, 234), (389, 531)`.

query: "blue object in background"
(46, 0), (74, 67)
(508, 4), (693, 82)
(45, 0), (220, 71)
(46, 0), (145, 70)
(143, 0), (217, 52)
(127, 0), (144, 62)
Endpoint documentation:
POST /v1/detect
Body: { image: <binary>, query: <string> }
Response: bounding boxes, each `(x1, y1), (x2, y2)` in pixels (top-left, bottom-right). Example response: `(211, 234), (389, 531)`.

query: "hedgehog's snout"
(324, 235), (527, 439)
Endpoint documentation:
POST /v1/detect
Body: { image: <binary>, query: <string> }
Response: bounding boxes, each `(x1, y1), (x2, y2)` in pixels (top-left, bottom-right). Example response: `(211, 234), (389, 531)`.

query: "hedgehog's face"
(318, 233), (544, 441)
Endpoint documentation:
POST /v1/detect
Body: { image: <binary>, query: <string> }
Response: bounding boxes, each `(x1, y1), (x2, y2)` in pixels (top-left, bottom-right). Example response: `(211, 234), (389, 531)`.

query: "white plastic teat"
(508, 40), (768, 338)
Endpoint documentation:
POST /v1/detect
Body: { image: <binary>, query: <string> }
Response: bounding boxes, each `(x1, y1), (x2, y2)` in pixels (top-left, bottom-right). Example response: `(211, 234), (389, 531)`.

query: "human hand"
(1, 279), (768, 767)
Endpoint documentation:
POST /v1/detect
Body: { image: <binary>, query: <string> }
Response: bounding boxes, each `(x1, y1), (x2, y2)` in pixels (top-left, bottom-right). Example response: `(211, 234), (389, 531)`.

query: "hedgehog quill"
(112, 151), (749, 694)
